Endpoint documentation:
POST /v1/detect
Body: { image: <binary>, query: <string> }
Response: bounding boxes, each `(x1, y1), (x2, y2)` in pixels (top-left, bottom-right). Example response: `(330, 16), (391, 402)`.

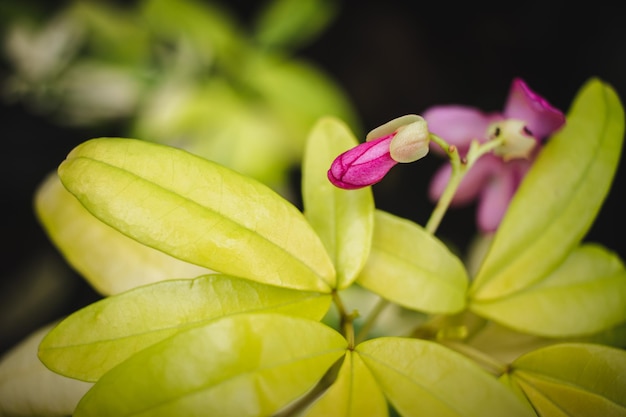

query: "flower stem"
(425, 134), (462, 234)
(425, 135), (505, 234)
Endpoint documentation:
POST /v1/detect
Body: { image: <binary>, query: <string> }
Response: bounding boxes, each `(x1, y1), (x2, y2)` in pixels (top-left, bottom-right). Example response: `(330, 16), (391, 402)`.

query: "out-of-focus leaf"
(468, 319), (626, 365)
(0, 323), (92, 417)
(35, 173), (211, 295)
(357, 210), (468, 313)
(131, 80), (293, 189)
(140, 0), (246, 71)
(303, 350), (388, 417)
(74, 314), (347, 417)
(244, 54), (361, 154)
(39, 274), (331, 382)
(68, 1), (150, 65)
(57, 138), (336, 292)
(509, 343), (626, 416)
(302, 117), (374, 289)
(254, 0), (339, 50)
(356, 337), (534, 417)
(471, 244), (626, 337)
(55, 60), (143, 124)
(3, 10), (83, 83)
(471, 78), (625, 300)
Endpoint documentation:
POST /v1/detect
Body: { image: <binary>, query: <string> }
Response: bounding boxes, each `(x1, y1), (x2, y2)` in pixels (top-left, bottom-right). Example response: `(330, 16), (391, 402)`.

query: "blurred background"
(1, 0), (625, 356)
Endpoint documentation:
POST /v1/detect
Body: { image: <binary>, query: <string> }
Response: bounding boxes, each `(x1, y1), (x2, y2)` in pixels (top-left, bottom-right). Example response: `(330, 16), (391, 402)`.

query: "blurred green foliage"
(2, 0), (359, 193)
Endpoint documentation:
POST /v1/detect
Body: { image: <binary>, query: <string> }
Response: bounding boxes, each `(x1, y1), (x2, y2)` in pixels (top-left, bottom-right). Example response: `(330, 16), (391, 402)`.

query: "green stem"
(424, 134), (462, 234)
(425, 135), (504, 234)
(333, 292), (356, 349)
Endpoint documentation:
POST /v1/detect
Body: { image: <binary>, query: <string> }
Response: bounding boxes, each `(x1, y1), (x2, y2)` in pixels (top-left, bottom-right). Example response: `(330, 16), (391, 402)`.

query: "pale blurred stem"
(354, 294), (390, 345)
(356, 136), (505, 344)
(439, 340), (509, 376)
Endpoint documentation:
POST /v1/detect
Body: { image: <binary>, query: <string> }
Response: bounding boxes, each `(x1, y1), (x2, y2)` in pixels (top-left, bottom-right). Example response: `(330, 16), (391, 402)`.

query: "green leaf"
(254, 0), (339, 50)
(303, 350), (388, 417)
(74, 314), (347, 417)
(471, 78), (625, 300)
(470, 244), (626, 337)
(35, 173), (211, 295)
(356, 337), (534, 417)
(302, 117), (374, 289)
(57, 137), (335, 292)
(357, 210), (468, 314)
(39, 274), (331, 382)
(509, 343), (626, 416)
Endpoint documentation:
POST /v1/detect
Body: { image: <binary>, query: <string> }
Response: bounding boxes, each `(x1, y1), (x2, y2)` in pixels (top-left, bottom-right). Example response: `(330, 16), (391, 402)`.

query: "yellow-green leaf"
(471, 78), (625, 300)
(57, 138), (335, 292)
(470, 244), (626, 337)
(356, 337), (534, 417)
(302, 117), (374, 289)
(357, 210), (468, 314)
(35, 173), (211, 295)
(39, 274), (331, 382)
(303, 350), (388, 417)
(509, 343), (626, 416)
(74, 314), (347, 417)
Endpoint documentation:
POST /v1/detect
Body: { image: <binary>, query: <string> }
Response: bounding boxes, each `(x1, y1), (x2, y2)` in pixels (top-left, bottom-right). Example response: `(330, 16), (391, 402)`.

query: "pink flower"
(328, 115), (430, 189)
(425, 78), (565, 232)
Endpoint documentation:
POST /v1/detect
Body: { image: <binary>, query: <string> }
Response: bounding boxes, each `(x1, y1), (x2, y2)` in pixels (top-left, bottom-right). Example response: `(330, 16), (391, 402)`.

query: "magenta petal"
(423, 105), (502, 153)
(476, 167), (517, 232)
(328, 135), (397, 189)
(503, 78), (566, 139)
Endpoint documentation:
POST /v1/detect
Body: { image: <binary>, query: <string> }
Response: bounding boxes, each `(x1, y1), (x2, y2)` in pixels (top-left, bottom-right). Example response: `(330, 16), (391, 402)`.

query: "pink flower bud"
(328, 115), (432, 189)
(327, 134), (396, 189)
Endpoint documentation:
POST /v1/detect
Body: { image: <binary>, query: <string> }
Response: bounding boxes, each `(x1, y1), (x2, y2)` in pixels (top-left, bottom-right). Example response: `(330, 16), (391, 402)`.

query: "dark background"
(2, 0), (625, 355)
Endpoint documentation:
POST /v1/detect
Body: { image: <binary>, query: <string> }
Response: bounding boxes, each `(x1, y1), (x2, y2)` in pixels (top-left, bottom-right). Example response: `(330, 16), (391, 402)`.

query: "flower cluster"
(328, 78), (566, 232)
